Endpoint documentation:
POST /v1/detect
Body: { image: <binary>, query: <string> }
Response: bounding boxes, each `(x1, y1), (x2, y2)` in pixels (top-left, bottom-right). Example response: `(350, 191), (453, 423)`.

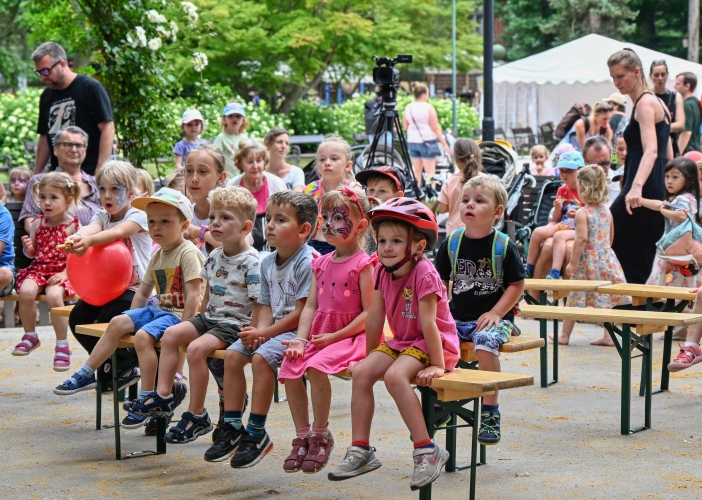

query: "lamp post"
(452, 0), (458, 137)
(482, 0), (494, 142)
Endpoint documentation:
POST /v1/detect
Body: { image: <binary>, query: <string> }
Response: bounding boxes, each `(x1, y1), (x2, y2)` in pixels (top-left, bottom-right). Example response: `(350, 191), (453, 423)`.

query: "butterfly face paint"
(115, 185), (128, 207)
(322, 204), (353, 239)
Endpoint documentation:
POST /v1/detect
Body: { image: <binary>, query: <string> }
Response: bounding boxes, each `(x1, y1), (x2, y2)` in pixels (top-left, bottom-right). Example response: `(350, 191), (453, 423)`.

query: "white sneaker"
(410, 446), (449, 491)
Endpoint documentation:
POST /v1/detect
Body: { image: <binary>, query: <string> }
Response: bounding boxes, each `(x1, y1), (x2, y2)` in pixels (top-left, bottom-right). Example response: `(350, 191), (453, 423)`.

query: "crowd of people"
(9, 38), (702, 492)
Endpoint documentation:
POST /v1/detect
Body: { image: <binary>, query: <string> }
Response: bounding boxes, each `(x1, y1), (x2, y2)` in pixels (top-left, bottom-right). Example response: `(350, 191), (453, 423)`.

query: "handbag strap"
(408, 104), (427, 142)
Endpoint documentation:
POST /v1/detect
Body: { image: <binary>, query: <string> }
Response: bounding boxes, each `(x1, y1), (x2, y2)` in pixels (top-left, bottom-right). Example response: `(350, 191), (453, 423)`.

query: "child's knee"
(134, 329), (155, 349)
(186, 339), (210, 361)
(109, 314), (133, 333)
(225, 349), (249, 370)
(251, 353), (274, 375)
(0, 267), (13, 288)
(18, 281), (37, 298)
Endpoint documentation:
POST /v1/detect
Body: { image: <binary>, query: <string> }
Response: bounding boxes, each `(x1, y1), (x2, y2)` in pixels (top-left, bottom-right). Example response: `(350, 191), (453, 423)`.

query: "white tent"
(492, 34), (702, 135)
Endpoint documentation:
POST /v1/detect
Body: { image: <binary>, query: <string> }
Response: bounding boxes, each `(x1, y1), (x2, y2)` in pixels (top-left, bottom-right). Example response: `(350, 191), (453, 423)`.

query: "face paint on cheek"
(324, 205), (353, 238)
(115, 185), (128, 207)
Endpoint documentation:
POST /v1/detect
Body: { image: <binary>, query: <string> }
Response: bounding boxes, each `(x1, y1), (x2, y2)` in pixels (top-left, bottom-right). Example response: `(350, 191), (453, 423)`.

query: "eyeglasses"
(652, 59), (667, 66)
(57, 142), (86, 151)
(592, 161), (612, 168)
(33, 60), (61, 77)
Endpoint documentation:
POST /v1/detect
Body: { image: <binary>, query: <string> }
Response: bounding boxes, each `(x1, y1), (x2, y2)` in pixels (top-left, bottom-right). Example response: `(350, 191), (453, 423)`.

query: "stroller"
(498, 162), (536, 239)
(514, 176), (563, 257)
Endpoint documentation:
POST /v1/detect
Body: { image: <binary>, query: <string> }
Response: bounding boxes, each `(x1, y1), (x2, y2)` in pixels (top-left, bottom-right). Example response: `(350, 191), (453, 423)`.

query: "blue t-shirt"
(0, 204), (15, 269)
(173, 139), (207, 158)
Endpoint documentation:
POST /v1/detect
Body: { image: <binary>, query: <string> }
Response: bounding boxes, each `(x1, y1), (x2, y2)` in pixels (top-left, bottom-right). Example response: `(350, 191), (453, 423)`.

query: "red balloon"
(684, 151), (702, 162)
(67, 240), (133, 306)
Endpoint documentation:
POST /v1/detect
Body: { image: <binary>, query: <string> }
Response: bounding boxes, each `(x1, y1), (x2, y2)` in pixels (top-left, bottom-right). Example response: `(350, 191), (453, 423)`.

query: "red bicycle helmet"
(369, 197), (439, 250)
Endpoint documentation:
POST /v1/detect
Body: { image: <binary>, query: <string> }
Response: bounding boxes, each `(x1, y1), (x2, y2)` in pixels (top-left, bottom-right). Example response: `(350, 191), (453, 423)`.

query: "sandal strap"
(167, 412), (208, 440)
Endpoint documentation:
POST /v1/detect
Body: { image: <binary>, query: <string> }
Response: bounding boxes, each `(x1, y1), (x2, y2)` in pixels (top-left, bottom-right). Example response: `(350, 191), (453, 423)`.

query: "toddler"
(4, 167), (32, 204)
(174, 110), (207, 170)
(214, 102), (249, 177)
(529, 144), (554, 176)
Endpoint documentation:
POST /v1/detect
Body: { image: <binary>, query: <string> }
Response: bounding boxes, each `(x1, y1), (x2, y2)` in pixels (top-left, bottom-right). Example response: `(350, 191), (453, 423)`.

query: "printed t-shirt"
(142, 239), (206, 319)
(191, 205), (210, 258)
(434, 230), (527, 323)
(201, 247), (260, 325)
(173, 139), (207, 158)
(556, 184), (582, 219)
(374, 259), (459, 370)
(0, 204), (15, 269)
(259, 244), (317, 326)
(91, 208), (151, 292)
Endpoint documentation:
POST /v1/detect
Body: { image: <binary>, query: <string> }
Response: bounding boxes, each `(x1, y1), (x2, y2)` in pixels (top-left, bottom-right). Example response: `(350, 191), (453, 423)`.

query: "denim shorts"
(456, 320), (513, 356)
(0, 266), (15, 298)
(409, 140), (441, 159)
(227, 330), (296, 370)
(123, 306), (180, 341)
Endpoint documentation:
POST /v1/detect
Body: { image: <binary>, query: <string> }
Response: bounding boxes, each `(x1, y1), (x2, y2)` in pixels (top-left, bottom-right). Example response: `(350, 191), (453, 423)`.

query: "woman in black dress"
(607, 49), (672, 284)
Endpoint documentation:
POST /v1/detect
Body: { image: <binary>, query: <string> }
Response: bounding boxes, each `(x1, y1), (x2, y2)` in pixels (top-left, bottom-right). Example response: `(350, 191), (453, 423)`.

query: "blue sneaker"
(53, 372), (97, 395)
(122, 413), (148, 429)
(478, 409), (501, 445)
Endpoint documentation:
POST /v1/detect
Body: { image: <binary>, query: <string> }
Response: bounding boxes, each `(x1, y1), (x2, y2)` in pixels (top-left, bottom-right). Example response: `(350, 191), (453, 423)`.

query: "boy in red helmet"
(328, 197), (459, 491)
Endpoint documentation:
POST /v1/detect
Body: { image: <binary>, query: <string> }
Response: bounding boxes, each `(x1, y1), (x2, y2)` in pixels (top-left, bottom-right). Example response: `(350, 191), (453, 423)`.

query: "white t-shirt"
(282, 166), (305, 190)
(191, 204), (210, 258)
(404, 101), (437, 143)
(91, 208), (151, 292)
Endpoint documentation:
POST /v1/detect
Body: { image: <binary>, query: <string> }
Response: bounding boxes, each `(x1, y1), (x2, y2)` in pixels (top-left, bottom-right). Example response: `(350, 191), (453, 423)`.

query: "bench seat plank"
(598, 284), (696, 302)
(51, 306), (74, 318)
(2, 294), (79, 302)
(518, 304), (702, 327)
(524, 279), (611, 292)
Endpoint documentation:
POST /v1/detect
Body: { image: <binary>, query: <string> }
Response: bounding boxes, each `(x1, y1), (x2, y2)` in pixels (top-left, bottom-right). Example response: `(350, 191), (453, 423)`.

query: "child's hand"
(553, 199), (563, 213)
(249, 336), (268, 351)
(282, 338), (307, 359)
(66, 234), (91, 256)
(565, 263), (576, 278)
(21, 235), (34, 254)
(239, 326), (266, 350)
(476, 310), (501, 332)
(47, 270), (68, 286)
(416, 366), (445, 387)
(566, 207), (577, 219)
(310, 333), (335, 349)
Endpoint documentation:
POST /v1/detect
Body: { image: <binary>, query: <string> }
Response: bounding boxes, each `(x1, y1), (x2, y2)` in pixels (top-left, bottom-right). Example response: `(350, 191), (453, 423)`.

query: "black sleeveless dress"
(610, 93), (668, 284)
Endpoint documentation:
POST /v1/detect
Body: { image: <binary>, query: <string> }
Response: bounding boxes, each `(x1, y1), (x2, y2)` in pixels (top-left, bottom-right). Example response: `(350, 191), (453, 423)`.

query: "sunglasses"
(33, 60), (61, 77)
(595, 105), (613, 112)
(652, 59), (667, 66)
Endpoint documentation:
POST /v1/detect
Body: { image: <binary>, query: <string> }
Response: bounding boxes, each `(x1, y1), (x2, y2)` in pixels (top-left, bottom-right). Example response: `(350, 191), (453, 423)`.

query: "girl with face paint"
(63, 160), (155, 407)
(277, 187), (376, 474)
(5, 167), (32, 204)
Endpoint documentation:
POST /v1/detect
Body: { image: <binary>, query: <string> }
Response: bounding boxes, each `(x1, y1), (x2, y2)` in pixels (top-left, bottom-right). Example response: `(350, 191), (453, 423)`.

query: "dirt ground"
(1, 319), (702, 500)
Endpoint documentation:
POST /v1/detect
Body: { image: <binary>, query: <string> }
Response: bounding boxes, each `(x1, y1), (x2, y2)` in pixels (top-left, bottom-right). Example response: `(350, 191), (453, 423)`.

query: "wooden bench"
(518, 304), (702, 435)
(2, 293), (79, 328)
(287, 134), (326, 166)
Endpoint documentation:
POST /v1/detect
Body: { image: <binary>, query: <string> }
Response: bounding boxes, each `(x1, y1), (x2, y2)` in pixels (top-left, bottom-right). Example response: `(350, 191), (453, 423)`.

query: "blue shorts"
(227, 330), (296, 370)
(123, 306), (180, 341)
(409, 140), (441, 159)
(0, 266), (15, 298)
(456, 320), (513, 356)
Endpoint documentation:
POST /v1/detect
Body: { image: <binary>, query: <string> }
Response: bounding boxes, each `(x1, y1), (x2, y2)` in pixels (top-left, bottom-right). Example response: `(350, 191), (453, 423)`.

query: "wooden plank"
(634, 324), (666, 335)
(524, 279), (612, 292)
(518, 304), (702, 326)
(460, 336), (544, 356)
(430, 368), (534, 393)
(51, 306), (74, 317)
(598, 283), (697, 301)
(1, 294), (79, 302)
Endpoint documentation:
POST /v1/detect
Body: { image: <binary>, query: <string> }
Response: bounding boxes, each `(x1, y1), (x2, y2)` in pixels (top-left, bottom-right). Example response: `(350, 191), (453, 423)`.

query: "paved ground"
(1, 320), (702, 499)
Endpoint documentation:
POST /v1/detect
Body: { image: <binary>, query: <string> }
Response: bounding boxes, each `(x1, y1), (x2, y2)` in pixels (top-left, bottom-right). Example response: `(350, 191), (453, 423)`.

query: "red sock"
(352, 440), (370, 448)
(413, 438), (434, 449)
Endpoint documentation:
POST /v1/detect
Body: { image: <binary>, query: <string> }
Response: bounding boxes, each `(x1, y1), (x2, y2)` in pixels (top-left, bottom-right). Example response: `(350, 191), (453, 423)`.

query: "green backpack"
(447, 228), (509, 288)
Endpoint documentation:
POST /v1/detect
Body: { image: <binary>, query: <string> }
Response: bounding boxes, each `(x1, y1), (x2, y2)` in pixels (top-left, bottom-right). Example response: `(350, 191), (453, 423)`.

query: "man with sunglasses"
(32, 42), (114, 176)
(675, 72), (701, 154)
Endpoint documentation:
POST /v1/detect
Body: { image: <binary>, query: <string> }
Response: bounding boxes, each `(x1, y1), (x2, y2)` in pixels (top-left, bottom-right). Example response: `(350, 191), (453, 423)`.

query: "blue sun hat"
(556, 151), (585, 170)
(222, 102), (246, 117)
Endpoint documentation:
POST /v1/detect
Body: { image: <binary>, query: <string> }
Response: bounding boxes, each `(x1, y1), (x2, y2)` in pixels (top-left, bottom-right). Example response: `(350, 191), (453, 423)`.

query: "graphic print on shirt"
(153, 266), (184, 310)
(318, 278), (358, 299)
(48, 98), (76, 136)
(275, 279), (297, 308)
(402, 286), (416, 319)
(452, 256), (500, 296)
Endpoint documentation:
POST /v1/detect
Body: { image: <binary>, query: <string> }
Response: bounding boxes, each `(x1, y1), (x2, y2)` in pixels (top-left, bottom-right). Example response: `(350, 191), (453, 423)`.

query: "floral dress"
(16, 215), (79, 296)
(567, 206), (629, 308)
(278, 250), (376, 381)
(647, 193), (698, 288)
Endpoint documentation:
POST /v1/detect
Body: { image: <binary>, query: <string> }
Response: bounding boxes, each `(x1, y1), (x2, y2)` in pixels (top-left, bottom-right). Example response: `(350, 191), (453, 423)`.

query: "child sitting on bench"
(434, 176), (526, 446)
(54, 188), (205, 420)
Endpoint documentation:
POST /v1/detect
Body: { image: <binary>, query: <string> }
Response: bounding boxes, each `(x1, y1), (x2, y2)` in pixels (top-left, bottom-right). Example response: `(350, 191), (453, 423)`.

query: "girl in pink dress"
(278, 187), (375, 475)
(12, 173), (81, 371)
(328, 198), (459, 491)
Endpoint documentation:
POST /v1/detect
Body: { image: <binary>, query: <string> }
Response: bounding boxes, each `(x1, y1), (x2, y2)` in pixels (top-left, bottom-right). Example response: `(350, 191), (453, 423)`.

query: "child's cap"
(132, 187), (193, 221)
(553, 143), (576, 157)
(355, 165), (405, 193)
(182, 109), (203, 124)
(556, 151), (585, 170)
(222, 102), (246, 117)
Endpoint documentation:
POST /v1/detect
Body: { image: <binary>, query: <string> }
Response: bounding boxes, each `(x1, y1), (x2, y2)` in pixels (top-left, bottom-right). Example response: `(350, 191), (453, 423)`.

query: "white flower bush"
(147, 9), (167, 23)
(191, 52), (208, 72)
(148, 38), (162, 51)
(135, 26), (147, 47)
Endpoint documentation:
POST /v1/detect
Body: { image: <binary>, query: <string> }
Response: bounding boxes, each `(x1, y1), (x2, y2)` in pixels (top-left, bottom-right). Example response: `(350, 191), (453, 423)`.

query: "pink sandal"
(53, 346), (71, 372)
(12, 334), (41, 356)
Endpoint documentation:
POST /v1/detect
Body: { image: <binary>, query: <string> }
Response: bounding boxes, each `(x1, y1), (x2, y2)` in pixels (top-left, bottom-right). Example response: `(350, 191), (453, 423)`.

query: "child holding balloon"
(12, 173), (80, 372)
(63, 160), (157, 426)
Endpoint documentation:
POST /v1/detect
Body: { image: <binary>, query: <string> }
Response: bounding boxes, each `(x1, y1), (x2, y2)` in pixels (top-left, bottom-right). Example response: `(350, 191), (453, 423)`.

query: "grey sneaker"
(409, 446), (449, 491)
(327, 446), (382, 481)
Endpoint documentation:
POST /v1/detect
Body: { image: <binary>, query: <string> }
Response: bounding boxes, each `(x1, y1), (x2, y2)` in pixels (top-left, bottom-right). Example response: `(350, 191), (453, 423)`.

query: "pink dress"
(278, 250), (376, 381)
(16, 214), (79, 296)
(374, 259), (460, 370)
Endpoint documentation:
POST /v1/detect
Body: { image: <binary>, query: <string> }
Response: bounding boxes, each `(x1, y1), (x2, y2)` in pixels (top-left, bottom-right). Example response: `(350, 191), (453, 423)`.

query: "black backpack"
(554, 103), (592, 140)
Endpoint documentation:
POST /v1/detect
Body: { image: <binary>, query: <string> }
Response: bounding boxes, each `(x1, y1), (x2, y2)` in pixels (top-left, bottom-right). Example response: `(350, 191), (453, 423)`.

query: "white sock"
(684, 341), (700, 347)
(25, 332), (38, 338)
(56, 340), (69, 347)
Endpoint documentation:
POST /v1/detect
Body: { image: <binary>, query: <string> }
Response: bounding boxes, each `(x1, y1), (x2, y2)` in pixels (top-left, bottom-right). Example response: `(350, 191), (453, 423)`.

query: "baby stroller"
(498, 162), (536, 239)
(514, 177), (563, 257)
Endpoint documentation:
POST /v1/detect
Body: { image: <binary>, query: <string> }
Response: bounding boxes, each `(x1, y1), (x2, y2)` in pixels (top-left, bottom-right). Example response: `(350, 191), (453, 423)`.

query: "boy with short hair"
(205, 191), (319, 467)
(127, 187), (261, 444)
(356, 166), (405, 255)
(434, 176), (526, 445)
(54, 188), (206, 426)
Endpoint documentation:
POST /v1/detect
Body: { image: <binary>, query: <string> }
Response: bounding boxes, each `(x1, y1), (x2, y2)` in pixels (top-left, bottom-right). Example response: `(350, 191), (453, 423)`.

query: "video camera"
(372, 55), (413, 88)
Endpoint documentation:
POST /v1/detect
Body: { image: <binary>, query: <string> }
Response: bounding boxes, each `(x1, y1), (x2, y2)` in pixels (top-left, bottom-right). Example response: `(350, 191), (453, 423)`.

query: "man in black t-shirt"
(32, 42), (114, 175)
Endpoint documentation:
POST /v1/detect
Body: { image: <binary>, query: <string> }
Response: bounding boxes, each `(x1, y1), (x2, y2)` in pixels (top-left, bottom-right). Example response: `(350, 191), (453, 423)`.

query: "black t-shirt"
(37, 74), (113, 175)
(434, 231), (526, 322)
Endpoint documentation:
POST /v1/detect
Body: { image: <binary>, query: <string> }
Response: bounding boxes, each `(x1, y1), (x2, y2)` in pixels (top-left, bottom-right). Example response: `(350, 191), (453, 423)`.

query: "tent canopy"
(491, 34), (702, 136)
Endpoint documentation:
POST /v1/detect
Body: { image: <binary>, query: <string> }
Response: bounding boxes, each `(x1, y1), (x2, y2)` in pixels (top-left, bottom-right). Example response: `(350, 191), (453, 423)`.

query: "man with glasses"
(19, 126), (101, 234)
(675, 72), (701, 154)
(32, 42), (114, 175)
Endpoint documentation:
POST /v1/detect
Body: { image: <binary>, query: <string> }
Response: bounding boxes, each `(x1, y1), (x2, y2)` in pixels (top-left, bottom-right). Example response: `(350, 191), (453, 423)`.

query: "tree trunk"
(689, 0), (699, 62)
(278, 72), (326, 114)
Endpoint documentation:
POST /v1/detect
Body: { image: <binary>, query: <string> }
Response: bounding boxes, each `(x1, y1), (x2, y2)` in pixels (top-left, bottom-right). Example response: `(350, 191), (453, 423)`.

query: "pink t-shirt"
(374, 259), (459, 371)
(248, 177), (269, 214)
(438, 173), (466, 236)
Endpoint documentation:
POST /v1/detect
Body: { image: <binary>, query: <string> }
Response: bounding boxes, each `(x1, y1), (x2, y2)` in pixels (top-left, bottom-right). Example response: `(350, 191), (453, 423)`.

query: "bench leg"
(658, 326), (673, 393)
(4, 300), (14, 328)
(538, 317), (549, 388)
(112, 352), (122, 460)
(96, 379), (103, 430)
(38, 302), (50, 326)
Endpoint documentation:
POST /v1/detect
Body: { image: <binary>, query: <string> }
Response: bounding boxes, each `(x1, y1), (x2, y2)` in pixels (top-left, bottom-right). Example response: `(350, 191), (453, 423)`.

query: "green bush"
(0, 89), (42, 167)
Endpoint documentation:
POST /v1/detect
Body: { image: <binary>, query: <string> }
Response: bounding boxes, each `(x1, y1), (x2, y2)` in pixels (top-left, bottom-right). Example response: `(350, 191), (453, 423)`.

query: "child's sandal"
(164, 411), (213, 444)
(11, 334), (40, 356)
(53, 345), (71, 372)
(125, 392), (174, 417)
(283, 437), (309, 473)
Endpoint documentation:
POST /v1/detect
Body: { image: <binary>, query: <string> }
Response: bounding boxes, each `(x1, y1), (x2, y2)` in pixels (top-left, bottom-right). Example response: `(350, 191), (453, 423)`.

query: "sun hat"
(131, 187), (193, 221)
(556, 151), (585, 170)
(222, 102), (246, 117)
(181, 109), (203, 124)
(604, 92), (627, 107)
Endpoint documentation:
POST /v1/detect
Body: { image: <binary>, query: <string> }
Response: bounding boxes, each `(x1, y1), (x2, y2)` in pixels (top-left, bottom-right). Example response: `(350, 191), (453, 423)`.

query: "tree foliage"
(0, 0), (32, 88)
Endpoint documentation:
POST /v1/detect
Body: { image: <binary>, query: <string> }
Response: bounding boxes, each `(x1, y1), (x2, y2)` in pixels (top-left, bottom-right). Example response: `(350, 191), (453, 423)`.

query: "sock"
(482, 404), (499, 413)
(56, 339), (69, 347)
(684, 341), (700, 347)
(25, 331), (38, 338)
(311, 424), (329, 437)
(352, 440), (371, 451)
(139, 389), (153, 400)
(224, 410), (243, 430)
(77, 364), (95, 378)
(525, 263), (535, 274)
(246, 413), (268, 436)
(548, 268), (560, 279)
(413, 438), (435, 450)
(296, 425), (311, 439)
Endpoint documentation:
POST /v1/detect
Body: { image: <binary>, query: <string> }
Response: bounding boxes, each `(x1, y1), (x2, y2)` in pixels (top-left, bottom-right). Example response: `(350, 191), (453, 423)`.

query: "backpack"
(554, 103), (592, 140)
(656, 203), (702, 267)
